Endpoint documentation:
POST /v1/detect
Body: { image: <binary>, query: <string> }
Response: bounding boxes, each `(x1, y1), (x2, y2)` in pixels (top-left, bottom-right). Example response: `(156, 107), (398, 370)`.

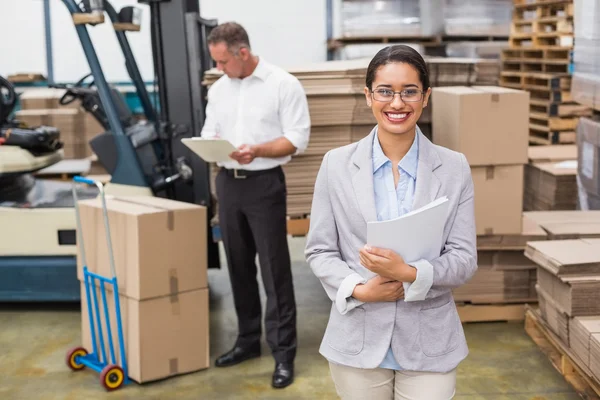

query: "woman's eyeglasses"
(370, 88), (424, 102)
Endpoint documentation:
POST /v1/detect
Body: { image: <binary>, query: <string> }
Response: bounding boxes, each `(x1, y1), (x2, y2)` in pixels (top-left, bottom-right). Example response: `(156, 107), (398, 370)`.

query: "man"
(201, 22), (310, 389)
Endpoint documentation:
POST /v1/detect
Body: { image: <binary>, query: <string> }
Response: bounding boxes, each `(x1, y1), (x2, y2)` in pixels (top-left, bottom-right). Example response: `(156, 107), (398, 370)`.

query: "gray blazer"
(305, 127), (477, 372)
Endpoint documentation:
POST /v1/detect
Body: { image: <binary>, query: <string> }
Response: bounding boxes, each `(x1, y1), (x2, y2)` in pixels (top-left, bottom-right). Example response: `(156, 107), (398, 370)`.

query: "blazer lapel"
(351, 128), (378, 223)
(412, 130), (442, 210)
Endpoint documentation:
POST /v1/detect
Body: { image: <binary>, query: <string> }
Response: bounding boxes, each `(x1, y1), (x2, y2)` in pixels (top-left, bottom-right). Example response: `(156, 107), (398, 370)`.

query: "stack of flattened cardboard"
(524, 144), (577, 212)
(524, 210), (600, 240)
(283, 61), (375, 215)
(570, 317), (600, 372)
(15, 88), (105, 159)
(525, 238), (600, 380)
(524, 161), (578, 211)
(76, 196), (209, 383)
(454, 215), (545, 305)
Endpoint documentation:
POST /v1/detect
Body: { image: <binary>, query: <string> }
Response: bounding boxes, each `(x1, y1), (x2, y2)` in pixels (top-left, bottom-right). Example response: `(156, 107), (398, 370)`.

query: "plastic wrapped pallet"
(444, 0), (513, 37)
(445, 41), (507, 60)
(341, 0), (443, 38)
(572, 0), (600, 109)
(333, 43), (425, 61)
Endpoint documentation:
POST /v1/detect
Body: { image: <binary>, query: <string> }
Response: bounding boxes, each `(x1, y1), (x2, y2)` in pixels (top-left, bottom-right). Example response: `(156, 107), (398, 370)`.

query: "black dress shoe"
(215, 345), (261, 367)
(272, 362), (294, 389)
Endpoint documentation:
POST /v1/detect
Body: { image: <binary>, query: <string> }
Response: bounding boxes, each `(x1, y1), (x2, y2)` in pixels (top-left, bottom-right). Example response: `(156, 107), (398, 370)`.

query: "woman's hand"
(359, 245), (417, 283)
(352, 275), (404, 303)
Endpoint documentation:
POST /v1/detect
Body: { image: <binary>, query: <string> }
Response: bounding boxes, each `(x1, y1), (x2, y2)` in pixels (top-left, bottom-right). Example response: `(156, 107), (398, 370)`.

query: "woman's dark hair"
(365, 45), (430, 91)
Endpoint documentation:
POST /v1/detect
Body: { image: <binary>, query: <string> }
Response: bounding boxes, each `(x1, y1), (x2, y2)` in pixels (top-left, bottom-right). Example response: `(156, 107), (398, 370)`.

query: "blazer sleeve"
(404, 153), (478, 301)
(305, 152), (367, 314)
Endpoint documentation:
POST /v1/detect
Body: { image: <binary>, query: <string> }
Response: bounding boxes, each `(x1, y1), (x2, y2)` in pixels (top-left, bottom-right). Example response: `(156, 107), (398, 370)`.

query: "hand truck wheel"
(66, 346), (88, 371)
(100, 364), (125, 391)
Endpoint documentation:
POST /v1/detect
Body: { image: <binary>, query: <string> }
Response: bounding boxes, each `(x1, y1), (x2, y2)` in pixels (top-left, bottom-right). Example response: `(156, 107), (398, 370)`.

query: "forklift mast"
(60, 0), (220, 268)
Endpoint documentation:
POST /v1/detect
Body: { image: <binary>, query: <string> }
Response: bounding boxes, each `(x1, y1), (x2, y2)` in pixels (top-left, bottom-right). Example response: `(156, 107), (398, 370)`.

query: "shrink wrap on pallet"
(444, 0), (513, 36)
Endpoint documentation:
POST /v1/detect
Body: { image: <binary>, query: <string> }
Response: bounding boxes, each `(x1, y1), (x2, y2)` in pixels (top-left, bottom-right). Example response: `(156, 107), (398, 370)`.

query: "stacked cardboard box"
(15, 88), (104, 159)
(432, 86), (529, 236)
(431, 85), (536, 306)
(76, 196), (209, 383)
(576, 117), (600, 210)
(525, 237), (600, 383)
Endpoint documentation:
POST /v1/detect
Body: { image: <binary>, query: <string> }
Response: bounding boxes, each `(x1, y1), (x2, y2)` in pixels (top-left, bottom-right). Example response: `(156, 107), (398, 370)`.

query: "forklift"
(0, 0), (220, 301)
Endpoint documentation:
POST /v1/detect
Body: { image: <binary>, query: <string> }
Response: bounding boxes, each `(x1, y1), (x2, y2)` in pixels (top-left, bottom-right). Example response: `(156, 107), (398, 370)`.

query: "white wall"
(0, 0), (327, 83)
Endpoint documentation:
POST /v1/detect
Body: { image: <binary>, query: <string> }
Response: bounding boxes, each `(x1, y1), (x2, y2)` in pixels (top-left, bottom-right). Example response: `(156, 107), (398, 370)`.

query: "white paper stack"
(366, 197), (449, 263)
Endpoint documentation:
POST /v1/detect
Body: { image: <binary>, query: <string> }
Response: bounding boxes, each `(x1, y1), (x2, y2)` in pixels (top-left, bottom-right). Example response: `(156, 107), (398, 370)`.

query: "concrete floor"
(0, 237), (579, 400)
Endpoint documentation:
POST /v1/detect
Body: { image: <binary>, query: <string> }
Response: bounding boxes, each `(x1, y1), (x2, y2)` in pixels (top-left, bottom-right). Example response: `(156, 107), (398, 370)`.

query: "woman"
(305, 45), (477, 399)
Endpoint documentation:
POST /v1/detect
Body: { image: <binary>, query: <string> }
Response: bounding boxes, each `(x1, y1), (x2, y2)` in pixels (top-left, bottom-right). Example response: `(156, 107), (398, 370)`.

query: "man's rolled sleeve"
(280, 78), (311, 155)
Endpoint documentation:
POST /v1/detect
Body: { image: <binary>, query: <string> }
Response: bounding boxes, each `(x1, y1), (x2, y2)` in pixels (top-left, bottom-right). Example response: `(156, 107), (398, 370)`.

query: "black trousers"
(215, 166), (297, 364)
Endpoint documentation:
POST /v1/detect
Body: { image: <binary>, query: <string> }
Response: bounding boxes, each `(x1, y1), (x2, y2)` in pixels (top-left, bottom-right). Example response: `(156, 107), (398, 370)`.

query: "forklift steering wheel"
(0, 75), (17, 123)
(59, 72), (96, 105)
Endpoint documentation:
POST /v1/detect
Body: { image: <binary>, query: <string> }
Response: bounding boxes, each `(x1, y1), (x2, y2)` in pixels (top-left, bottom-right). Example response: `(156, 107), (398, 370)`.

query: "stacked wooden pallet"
(499, 0), (592, 144)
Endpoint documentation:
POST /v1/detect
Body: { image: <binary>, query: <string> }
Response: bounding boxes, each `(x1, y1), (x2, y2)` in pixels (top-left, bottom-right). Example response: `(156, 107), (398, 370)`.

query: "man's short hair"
(207, 22), (251, 53)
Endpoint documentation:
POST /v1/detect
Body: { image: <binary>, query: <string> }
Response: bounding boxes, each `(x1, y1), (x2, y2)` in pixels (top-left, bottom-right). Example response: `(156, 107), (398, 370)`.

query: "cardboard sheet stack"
(525, 235), (600, 384)
(76, 195), (209, 383)
(524, 145), (577, 211)
(453, 215), (544, 304)
(431, 85), (536, 305)
(14, 88), (104, 159)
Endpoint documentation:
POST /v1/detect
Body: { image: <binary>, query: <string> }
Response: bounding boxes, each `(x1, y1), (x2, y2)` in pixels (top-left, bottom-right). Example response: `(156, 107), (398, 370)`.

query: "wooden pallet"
(530, 113), (579, 130)
(529, 128), (576, 144)
(502, 59), (571, 74)
(500, 71), (572, 89)
(513, 1), (574, 19)
(287, 216), (310, 237)
(457, 303), (528, 323)
(524, 307), (600, 399)
(530, 99), (592, 117)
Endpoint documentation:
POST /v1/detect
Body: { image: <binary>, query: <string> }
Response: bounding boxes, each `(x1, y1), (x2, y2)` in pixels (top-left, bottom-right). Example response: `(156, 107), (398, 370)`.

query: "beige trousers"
(329, 362), (456, 400)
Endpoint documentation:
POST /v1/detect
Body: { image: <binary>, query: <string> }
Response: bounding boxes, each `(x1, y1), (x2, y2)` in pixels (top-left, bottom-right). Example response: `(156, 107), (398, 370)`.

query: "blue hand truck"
(65, 176), (129, 391)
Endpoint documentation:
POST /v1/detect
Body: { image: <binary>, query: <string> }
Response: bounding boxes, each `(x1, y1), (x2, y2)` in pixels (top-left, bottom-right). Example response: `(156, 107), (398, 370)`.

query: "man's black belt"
(221, 166), (281, 179)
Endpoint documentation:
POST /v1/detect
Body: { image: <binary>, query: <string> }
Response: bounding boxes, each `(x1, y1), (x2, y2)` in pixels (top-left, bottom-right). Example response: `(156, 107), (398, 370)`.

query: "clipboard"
(181, 138), (237, 163)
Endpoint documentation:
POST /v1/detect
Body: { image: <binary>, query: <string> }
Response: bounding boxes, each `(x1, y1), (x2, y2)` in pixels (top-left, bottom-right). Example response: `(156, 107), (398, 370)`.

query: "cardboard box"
(80, 284), (209, 383)
(19, 88), (81, 111)
(472, 165), (524, 235)
(577, 117), (600, 197)
(432, 86), (529, 166)
(77, 196), (207, 300)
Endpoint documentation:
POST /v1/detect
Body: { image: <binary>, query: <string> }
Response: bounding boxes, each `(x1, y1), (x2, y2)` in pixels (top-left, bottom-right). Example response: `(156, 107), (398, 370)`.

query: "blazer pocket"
(326, 307), (366, 355)
(418, 300), (460, 357)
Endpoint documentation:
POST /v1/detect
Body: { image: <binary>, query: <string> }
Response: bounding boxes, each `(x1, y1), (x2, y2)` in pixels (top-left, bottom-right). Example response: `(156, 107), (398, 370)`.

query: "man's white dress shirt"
(200, 57), (311, 171)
